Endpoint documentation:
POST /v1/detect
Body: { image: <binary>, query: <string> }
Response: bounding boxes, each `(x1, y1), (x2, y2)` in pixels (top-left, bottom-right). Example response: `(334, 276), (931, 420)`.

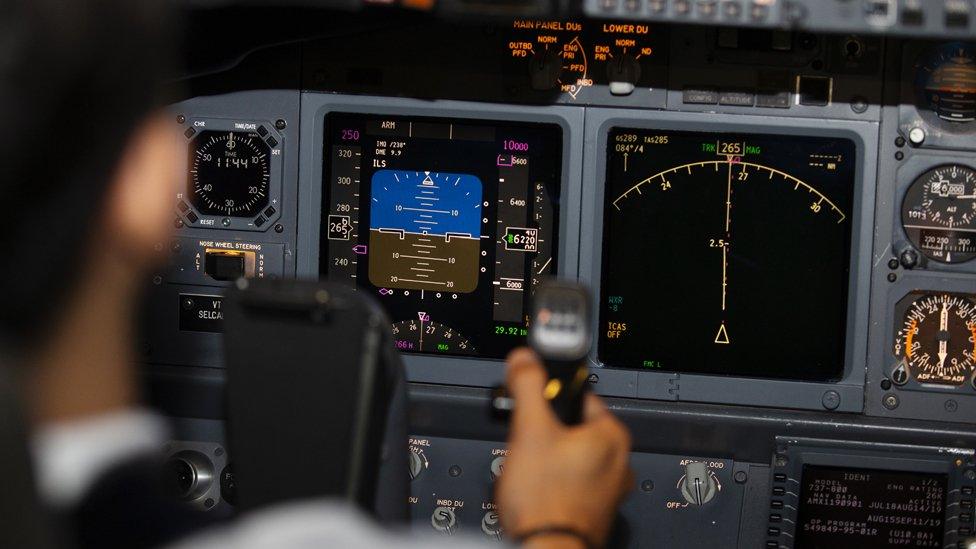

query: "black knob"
(900, 249), (919, 269)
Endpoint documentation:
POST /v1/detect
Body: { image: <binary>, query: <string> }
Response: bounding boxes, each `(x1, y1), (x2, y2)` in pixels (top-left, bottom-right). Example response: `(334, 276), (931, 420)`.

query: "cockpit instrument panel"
(321, 113), (562, 359)
(600, 129), (856, 381)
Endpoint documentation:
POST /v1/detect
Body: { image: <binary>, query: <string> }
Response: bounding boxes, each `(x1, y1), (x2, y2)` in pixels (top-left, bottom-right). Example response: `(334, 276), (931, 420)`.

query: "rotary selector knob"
(606, 53), (642, 96)
(408, 450), (424, 481)
(431, 506), (458, 535)
(529, 49), (563, 91)
(489, 456), (506, 482)
(679, 462), (719, 505)
(481, 511), (503, 539)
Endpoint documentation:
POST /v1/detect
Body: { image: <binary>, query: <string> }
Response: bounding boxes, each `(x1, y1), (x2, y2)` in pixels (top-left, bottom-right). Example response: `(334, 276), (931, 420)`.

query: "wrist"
(513, 526), (598, 549)
(521, 532), (588, 549)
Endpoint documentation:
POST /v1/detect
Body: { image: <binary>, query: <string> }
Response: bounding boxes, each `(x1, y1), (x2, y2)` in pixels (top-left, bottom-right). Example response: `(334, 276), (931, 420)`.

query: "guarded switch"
(679, 462), (719, 505)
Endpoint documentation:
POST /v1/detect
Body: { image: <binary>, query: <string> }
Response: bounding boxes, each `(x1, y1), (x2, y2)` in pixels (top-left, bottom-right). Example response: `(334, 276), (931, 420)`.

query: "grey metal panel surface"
(864, 40), (976, 423)
(295, 93), (585, 388)
(146, 90), (301, 369)
(578, 108), (880, 412)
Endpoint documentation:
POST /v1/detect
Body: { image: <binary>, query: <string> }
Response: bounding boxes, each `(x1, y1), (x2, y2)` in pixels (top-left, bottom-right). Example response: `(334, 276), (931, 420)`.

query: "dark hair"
(0, 0), (175, 346)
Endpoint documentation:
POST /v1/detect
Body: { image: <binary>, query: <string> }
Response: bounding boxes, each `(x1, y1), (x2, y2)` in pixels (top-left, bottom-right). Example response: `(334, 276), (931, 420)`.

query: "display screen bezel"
(296, 95), (583, 389)
(769, 438), (972, 549)
(575, 109), (877, 412)
(598, 128), (857, 382)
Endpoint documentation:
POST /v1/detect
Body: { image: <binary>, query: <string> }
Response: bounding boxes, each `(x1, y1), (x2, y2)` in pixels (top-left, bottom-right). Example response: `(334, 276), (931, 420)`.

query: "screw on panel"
(587, 373), (600, 384)
(887, 273), (897, 282)
(887, 258), (899, 270)
(274, 224), (284, 233)
(821, 391), (841, 410)
(177, 114), (185, 124)
(214, 447), (224, 457)
(882, 393), (899, 410)
(222, 217), (231, 227)
(733, 470), (748, 484)
(895, 151), (904, 161)
(640, 480), (654, 492)
(880, 379), (892, 390)
(850, 97), (868, 114)
(275, 119), (287, 130)
(946, 400), (959, 413)
(152, 275), (162, 285)
(894, 136), (905, 148)
(448, 465), (462, 477)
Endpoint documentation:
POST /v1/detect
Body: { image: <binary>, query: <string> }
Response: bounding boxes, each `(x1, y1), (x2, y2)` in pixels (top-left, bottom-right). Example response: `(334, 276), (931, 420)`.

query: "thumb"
(506, 348), (559, 437)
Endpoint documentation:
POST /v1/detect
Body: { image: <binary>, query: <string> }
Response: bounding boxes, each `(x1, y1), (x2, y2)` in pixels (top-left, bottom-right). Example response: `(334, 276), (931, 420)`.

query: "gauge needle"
(938, 302), (949, 369)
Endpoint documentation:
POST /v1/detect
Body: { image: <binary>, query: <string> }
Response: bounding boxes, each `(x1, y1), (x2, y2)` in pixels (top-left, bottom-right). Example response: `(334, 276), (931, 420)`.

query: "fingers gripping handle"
(491, 281), (592, 425)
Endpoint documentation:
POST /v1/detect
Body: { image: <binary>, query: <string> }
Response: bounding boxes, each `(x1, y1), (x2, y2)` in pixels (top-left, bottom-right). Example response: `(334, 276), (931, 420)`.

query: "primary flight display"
(321, 113), (561, 359)
(600, 129), (856, 381)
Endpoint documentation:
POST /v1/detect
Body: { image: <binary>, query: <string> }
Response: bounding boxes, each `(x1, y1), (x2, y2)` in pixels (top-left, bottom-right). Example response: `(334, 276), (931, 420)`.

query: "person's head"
(0, 0), (179, 354)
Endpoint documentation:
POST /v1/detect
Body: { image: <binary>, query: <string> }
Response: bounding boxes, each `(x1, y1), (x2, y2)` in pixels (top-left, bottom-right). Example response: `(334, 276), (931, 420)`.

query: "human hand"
(495, 348), (633, 549)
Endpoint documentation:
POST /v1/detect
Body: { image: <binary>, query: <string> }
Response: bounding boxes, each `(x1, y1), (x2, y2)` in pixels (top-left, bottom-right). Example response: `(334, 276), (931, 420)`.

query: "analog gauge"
(893, 292), (976, 386)
(391, 316), (475, 356)
(189, 130), (271, 217)
(915, 42), (976, 123)
(901, 164), (976, 264)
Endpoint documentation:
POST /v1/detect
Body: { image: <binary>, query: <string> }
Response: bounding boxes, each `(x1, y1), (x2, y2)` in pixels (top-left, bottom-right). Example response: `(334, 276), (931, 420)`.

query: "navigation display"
(322, 113), (561, 359)
(796, 465), (947, 548)
(600, 129), (856, 380)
